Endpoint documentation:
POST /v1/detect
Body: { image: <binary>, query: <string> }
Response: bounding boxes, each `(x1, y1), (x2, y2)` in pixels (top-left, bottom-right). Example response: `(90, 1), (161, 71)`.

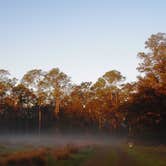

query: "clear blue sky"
(0, 0), (166, 83)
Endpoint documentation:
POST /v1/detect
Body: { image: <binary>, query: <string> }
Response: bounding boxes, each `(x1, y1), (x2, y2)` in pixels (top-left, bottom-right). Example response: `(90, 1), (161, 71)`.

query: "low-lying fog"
(0, 133), (125, 149)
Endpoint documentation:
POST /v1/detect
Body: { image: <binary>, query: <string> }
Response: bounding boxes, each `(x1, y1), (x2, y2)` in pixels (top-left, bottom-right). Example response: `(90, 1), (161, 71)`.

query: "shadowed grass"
(1, 143), (166, 166)
(47, 146), (94, 166)
(0, 144), (94, 166)
(125, 144), (166, 166)
(0, 148), (47, 166)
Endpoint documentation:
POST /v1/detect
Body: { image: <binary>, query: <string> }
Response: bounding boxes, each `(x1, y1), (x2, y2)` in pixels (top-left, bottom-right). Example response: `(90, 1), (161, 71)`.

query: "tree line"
(0, 33), (166, 138)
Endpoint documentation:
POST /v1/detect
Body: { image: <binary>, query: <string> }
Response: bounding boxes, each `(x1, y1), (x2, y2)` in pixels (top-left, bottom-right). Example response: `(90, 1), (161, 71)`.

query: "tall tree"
(12, 84), (37, 112)
(91, 70), (125, 130)
(137, 32), (166, 94)
(122, 33), (166, 137)
(0, 69), (17, 113)
(21, 69), (47, 107)
(43, 68), (71, 117)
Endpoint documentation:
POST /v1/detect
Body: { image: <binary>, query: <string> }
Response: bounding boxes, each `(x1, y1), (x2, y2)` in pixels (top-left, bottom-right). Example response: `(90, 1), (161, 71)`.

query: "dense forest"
(0, 33), (166, 139)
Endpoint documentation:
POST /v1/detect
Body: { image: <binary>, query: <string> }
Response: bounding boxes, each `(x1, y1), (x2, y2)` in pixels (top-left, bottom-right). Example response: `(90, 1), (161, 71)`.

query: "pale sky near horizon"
(0, 0), (166, 84)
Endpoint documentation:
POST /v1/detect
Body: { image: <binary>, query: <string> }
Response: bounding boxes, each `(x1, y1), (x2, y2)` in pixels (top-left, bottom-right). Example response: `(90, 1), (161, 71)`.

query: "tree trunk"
(54, 97), (60, 117)
(38, 109), (42, 136)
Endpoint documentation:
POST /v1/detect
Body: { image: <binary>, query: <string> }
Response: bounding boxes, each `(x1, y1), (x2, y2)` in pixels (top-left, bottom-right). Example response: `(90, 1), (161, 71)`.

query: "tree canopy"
(0, 33), (166, 138)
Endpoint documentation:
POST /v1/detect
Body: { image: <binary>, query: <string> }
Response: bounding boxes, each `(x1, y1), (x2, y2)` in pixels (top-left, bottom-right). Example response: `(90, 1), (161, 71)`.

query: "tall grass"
(0, 144), (87, 166)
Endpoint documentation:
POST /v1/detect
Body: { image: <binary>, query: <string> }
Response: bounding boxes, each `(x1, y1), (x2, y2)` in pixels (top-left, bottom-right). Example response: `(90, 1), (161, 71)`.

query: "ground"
(0, 138), (166, 166)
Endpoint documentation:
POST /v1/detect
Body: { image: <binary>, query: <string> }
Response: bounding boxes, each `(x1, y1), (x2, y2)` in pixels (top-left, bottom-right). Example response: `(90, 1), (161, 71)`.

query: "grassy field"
(125, 144), (166, 166)
(0, 142), (166, 166)
(0, 143), (94, 166)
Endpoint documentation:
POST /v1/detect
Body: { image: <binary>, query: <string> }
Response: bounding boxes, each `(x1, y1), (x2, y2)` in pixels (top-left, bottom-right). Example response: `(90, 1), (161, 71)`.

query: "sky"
(0, 0), (166, 84)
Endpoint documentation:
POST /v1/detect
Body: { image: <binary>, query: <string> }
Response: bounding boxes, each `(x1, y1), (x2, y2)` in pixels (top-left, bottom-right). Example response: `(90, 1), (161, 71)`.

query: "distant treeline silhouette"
(0, 33), (166, 139)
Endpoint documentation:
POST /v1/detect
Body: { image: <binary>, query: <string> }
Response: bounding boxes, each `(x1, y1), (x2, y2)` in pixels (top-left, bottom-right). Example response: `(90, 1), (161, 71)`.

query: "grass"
(125, 144), (166, 166)
(47, 146), (94, 166)
(0, 148), (47, 166)
(0, 144), (94, 166)
(106, 148), (118, 165)
(1, 143), (166, 166)
(0, 143), (35, 155)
